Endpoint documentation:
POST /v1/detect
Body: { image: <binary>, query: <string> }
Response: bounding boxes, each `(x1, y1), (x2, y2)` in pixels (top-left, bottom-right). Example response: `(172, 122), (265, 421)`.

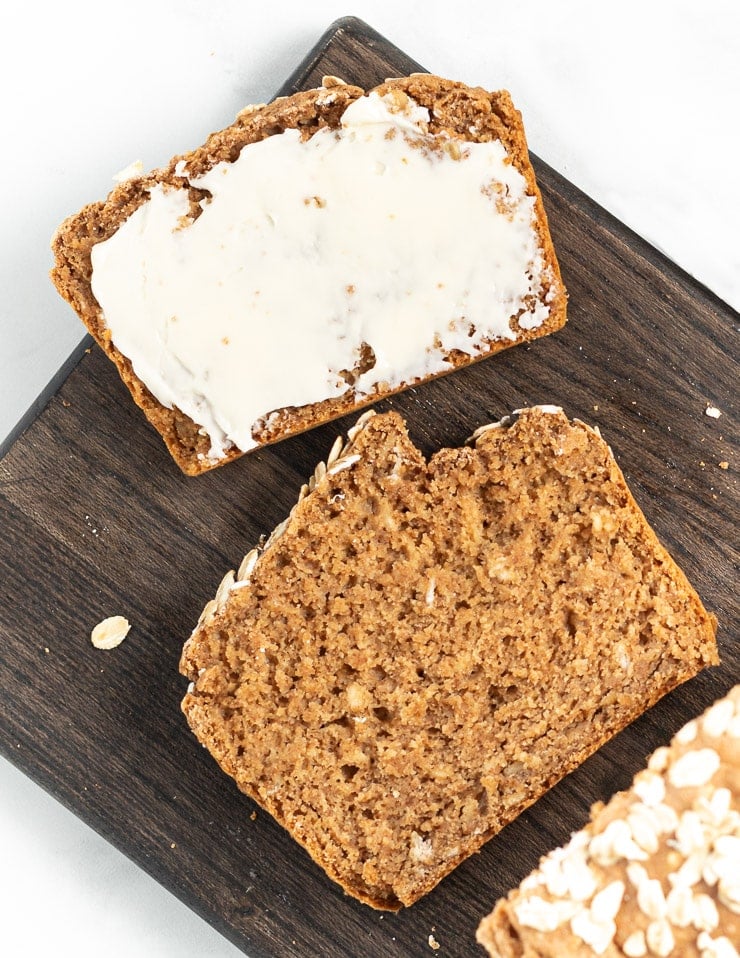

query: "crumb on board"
(719, 461), (729, 469)
(91, 615), (130, 649)
(705, 405), (722, 419)
(428, 933), (441, 950)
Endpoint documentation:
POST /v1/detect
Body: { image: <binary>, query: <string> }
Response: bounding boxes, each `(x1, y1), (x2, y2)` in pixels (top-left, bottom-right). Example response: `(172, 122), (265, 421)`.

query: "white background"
(1, 1), (738, 955)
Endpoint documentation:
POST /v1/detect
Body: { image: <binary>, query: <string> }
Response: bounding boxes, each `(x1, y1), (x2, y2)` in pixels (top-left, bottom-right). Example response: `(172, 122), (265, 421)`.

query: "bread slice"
(179, 407), (717, 909)
(50, 75), (566, 475)
(477, 686), (739, 957)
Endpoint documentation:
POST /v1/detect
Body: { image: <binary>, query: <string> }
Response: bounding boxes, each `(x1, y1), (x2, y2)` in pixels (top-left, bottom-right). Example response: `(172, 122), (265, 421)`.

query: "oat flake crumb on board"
(91, 615), (131, 649)
(705, 405), (722, 419)
(428, 933), (440, 950)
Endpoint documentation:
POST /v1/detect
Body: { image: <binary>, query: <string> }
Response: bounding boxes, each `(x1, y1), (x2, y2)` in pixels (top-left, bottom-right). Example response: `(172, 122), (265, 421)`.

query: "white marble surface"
(1, 1), (737, 954)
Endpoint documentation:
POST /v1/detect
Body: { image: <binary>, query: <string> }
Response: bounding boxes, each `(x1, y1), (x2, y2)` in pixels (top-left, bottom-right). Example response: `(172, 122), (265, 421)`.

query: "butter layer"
(91, 91), (552, 460)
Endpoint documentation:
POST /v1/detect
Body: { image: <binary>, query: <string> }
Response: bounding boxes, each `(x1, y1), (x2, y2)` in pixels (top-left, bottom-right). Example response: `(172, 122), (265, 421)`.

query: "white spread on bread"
(91, 91), (552, 460)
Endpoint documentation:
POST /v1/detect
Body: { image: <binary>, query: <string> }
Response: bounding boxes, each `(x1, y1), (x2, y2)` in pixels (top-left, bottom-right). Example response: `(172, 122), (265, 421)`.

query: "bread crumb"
(410, 831), (434, 862)
(705, 405), (722, 419)
(719, 461), (729, 470)
(250, 811), (257, 821)
(91, 615), (130, 649)
(428, 933), (440, 950)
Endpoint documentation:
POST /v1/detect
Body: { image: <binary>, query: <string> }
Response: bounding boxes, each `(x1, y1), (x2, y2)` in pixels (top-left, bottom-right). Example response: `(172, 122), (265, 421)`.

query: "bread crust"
(477, 686), (739, 957)
(51, 76), (567, 474)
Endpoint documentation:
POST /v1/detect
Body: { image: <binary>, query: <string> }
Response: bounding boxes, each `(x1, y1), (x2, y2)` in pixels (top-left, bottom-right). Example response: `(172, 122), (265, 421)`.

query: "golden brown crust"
(50, 76), (567, 475)
(179, 408), (717, 909)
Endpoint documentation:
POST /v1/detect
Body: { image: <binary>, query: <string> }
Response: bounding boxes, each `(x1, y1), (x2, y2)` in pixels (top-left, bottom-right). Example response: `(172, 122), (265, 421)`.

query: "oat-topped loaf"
(477, 686), (740, 958)
(179, 407), (717, 909)
(50, 75), (566, 475)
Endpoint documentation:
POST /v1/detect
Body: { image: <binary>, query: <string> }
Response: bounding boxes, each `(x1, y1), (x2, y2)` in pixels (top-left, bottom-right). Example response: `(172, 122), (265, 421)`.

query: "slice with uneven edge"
(50, 75), (566, 474)
(477, 686), (740, 958)
(179, 407), (717, 909)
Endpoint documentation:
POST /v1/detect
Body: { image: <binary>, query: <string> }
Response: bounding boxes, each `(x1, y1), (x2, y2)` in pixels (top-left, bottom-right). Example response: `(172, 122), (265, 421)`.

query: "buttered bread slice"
(179, 408), (717, 908)
(51, 76), (566, 474)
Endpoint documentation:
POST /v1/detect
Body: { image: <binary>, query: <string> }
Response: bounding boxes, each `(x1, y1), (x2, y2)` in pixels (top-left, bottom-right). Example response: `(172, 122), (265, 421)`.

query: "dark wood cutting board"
(1, 16), (737, 957)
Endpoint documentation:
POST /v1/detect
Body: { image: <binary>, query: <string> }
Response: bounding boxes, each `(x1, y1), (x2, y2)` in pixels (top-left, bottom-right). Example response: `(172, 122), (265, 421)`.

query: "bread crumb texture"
(477, 685), (740, 957)
(180, 408), (717, 909)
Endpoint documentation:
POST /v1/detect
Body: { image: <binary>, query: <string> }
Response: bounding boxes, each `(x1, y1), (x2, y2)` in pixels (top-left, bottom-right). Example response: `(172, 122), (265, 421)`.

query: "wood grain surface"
(1, 16), (737, 957)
